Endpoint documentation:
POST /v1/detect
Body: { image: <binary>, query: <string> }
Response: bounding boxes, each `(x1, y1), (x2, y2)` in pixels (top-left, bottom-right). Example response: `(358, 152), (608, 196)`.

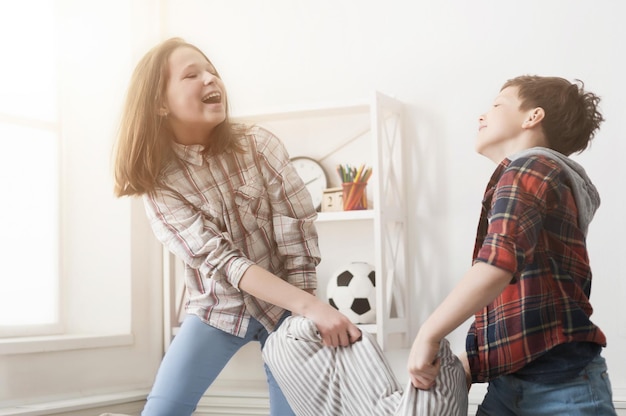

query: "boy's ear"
(522, 107), (545, 128)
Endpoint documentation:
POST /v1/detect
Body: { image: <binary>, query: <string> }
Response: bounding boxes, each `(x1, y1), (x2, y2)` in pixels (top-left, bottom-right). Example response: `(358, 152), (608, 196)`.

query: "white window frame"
(0, 2), (165, 410)
(0, 0), (151, 353)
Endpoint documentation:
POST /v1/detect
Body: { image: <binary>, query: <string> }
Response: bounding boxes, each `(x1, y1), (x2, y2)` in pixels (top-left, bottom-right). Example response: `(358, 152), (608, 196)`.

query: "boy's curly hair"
(502, 75), (604, 155)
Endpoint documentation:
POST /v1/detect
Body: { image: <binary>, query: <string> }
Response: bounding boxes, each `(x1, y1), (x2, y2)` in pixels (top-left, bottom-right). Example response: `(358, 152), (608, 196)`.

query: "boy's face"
(476, 86), (529, 161)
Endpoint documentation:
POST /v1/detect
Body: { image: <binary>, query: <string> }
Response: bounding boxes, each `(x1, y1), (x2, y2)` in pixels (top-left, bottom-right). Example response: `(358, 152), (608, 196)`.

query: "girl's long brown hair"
(113, 37), (244, 197)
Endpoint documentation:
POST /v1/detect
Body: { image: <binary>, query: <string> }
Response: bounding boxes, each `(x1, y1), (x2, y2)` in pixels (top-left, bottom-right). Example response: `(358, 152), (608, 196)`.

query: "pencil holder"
(342, 182), (368, 211)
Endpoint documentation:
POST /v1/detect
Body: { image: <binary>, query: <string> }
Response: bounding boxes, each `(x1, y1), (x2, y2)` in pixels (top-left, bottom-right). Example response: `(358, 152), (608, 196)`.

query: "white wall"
(163, 0), (626, 401)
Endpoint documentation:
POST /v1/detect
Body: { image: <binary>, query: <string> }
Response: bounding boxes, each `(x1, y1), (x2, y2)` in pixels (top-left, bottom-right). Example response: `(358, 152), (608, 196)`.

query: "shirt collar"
(171, 141), (205, 166)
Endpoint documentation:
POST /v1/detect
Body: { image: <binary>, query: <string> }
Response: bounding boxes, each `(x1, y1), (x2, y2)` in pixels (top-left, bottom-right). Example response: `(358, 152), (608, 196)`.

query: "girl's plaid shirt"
(143, 126), (320, 338)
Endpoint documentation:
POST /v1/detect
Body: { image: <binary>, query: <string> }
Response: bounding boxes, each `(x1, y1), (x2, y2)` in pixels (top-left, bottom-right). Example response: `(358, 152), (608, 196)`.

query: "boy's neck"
(485, 131), (548, 163)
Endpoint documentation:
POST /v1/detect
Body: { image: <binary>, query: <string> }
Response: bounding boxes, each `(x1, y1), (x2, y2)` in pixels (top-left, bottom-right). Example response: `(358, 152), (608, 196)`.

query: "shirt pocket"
(194, 199), (225, 232)
(234, 179), (271, 231)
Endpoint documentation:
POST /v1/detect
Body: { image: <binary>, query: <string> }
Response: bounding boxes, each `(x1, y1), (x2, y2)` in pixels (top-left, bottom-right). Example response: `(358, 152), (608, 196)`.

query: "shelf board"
(316, 210), (374, 222)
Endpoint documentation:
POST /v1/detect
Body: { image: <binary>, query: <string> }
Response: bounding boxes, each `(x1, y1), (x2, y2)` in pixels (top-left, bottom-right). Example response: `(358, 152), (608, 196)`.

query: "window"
(0, 0), (61, 336)
(0, 3), (162, 408)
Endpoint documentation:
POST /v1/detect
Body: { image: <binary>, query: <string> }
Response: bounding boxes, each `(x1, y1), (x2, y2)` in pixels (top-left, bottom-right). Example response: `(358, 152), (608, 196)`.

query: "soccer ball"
(326, 262), (376, 324)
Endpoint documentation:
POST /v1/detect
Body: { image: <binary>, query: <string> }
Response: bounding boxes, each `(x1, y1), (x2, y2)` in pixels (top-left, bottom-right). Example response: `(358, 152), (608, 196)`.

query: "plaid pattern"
(263, 316), (468, 416)
(467, 155), (607, 382)
(143, 126), (320, 337)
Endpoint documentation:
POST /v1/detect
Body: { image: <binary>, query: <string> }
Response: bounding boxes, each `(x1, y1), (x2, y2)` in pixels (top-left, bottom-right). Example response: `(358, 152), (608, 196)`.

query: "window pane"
(0, 0), (57, 122)
(0, 124), (58, 326)
(0, 0), (58, 334)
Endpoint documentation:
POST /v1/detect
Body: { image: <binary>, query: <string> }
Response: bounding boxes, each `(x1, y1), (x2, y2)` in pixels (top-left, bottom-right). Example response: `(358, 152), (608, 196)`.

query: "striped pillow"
(262, 316), (468, 415)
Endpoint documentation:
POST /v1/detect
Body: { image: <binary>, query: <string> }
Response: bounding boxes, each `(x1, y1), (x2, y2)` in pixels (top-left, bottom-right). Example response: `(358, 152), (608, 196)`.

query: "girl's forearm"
(238, 264), (319, 315)
(238, 264), (362, 347)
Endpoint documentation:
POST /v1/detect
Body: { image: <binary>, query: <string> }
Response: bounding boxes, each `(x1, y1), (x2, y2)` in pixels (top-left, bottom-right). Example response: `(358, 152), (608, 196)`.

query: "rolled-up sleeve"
(143, 189), (254, 289)
(474, 157), (556, 280)
(253, 128), (321, 290)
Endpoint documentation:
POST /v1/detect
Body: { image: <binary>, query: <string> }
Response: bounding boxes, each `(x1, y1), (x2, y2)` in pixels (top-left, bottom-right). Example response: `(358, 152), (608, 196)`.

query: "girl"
(113, 37), (361, 416)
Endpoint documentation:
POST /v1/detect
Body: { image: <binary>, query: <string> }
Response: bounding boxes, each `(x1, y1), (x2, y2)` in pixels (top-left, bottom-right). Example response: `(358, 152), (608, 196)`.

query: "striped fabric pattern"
(263, 316), (467, 415)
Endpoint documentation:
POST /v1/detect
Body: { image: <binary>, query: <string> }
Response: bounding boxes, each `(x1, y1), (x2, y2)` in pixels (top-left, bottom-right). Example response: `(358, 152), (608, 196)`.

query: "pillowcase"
(262, 315), (468, 416)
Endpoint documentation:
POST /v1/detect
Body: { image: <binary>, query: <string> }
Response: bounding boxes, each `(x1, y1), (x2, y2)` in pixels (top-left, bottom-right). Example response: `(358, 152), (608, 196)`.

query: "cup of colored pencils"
(337, 163), (372, 211)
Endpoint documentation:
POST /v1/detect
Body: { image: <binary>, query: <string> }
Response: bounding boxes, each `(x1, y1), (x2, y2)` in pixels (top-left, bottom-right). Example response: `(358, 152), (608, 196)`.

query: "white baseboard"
(0, 382), (268, 416)
(0, 390), (148, 416)
(196, 380), (269, 416)
(613, 387), (626, 406)
(199, 379), (626, 416)
(1, 383), (622, 416)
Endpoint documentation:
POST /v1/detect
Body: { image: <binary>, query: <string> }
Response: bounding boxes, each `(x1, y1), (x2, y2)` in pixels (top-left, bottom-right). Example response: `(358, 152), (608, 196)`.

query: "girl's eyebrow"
(180, 62), (214, 74)
(180, 62), (200, 72)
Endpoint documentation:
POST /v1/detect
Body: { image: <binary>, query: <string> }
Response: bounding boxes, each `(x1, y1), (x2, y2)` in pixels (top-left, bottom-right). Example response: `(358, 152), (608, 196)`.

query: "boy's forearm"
(418, 262), (512, 343)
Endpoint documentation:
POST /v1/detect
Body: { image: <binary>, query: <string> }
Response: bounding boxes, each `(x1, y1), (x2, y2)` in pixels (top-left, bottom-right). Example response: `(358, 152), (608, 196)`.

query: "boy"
(409, 75), (617, 415)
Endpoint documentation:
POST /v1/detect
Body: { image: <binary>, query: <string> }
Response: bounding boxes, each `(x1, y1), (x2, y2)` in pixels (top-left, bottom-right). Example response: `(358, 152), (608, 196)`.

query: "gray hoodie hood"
(509, 147), (600, 236)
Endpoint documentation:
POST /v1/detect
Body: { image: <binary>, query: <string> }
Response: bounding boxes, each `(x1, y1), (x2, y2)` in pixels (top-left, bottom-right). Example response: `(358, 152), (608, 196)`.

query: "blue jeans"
(477, 354), (617, 416)
(142, 313), (295, 416)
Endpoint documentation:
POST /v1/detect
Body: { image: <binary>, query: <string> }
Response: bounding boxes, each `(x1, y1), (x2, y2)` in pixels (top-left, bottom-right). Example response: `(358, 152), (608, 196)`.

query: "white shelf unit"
(163, 91), (409, 351)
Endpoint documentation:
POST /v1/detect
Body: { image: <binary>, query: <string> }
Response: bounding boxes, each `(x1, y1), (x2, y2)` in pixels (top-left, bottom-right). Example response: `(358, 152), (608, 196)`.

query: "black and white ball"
(326, 262), (376, 324)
